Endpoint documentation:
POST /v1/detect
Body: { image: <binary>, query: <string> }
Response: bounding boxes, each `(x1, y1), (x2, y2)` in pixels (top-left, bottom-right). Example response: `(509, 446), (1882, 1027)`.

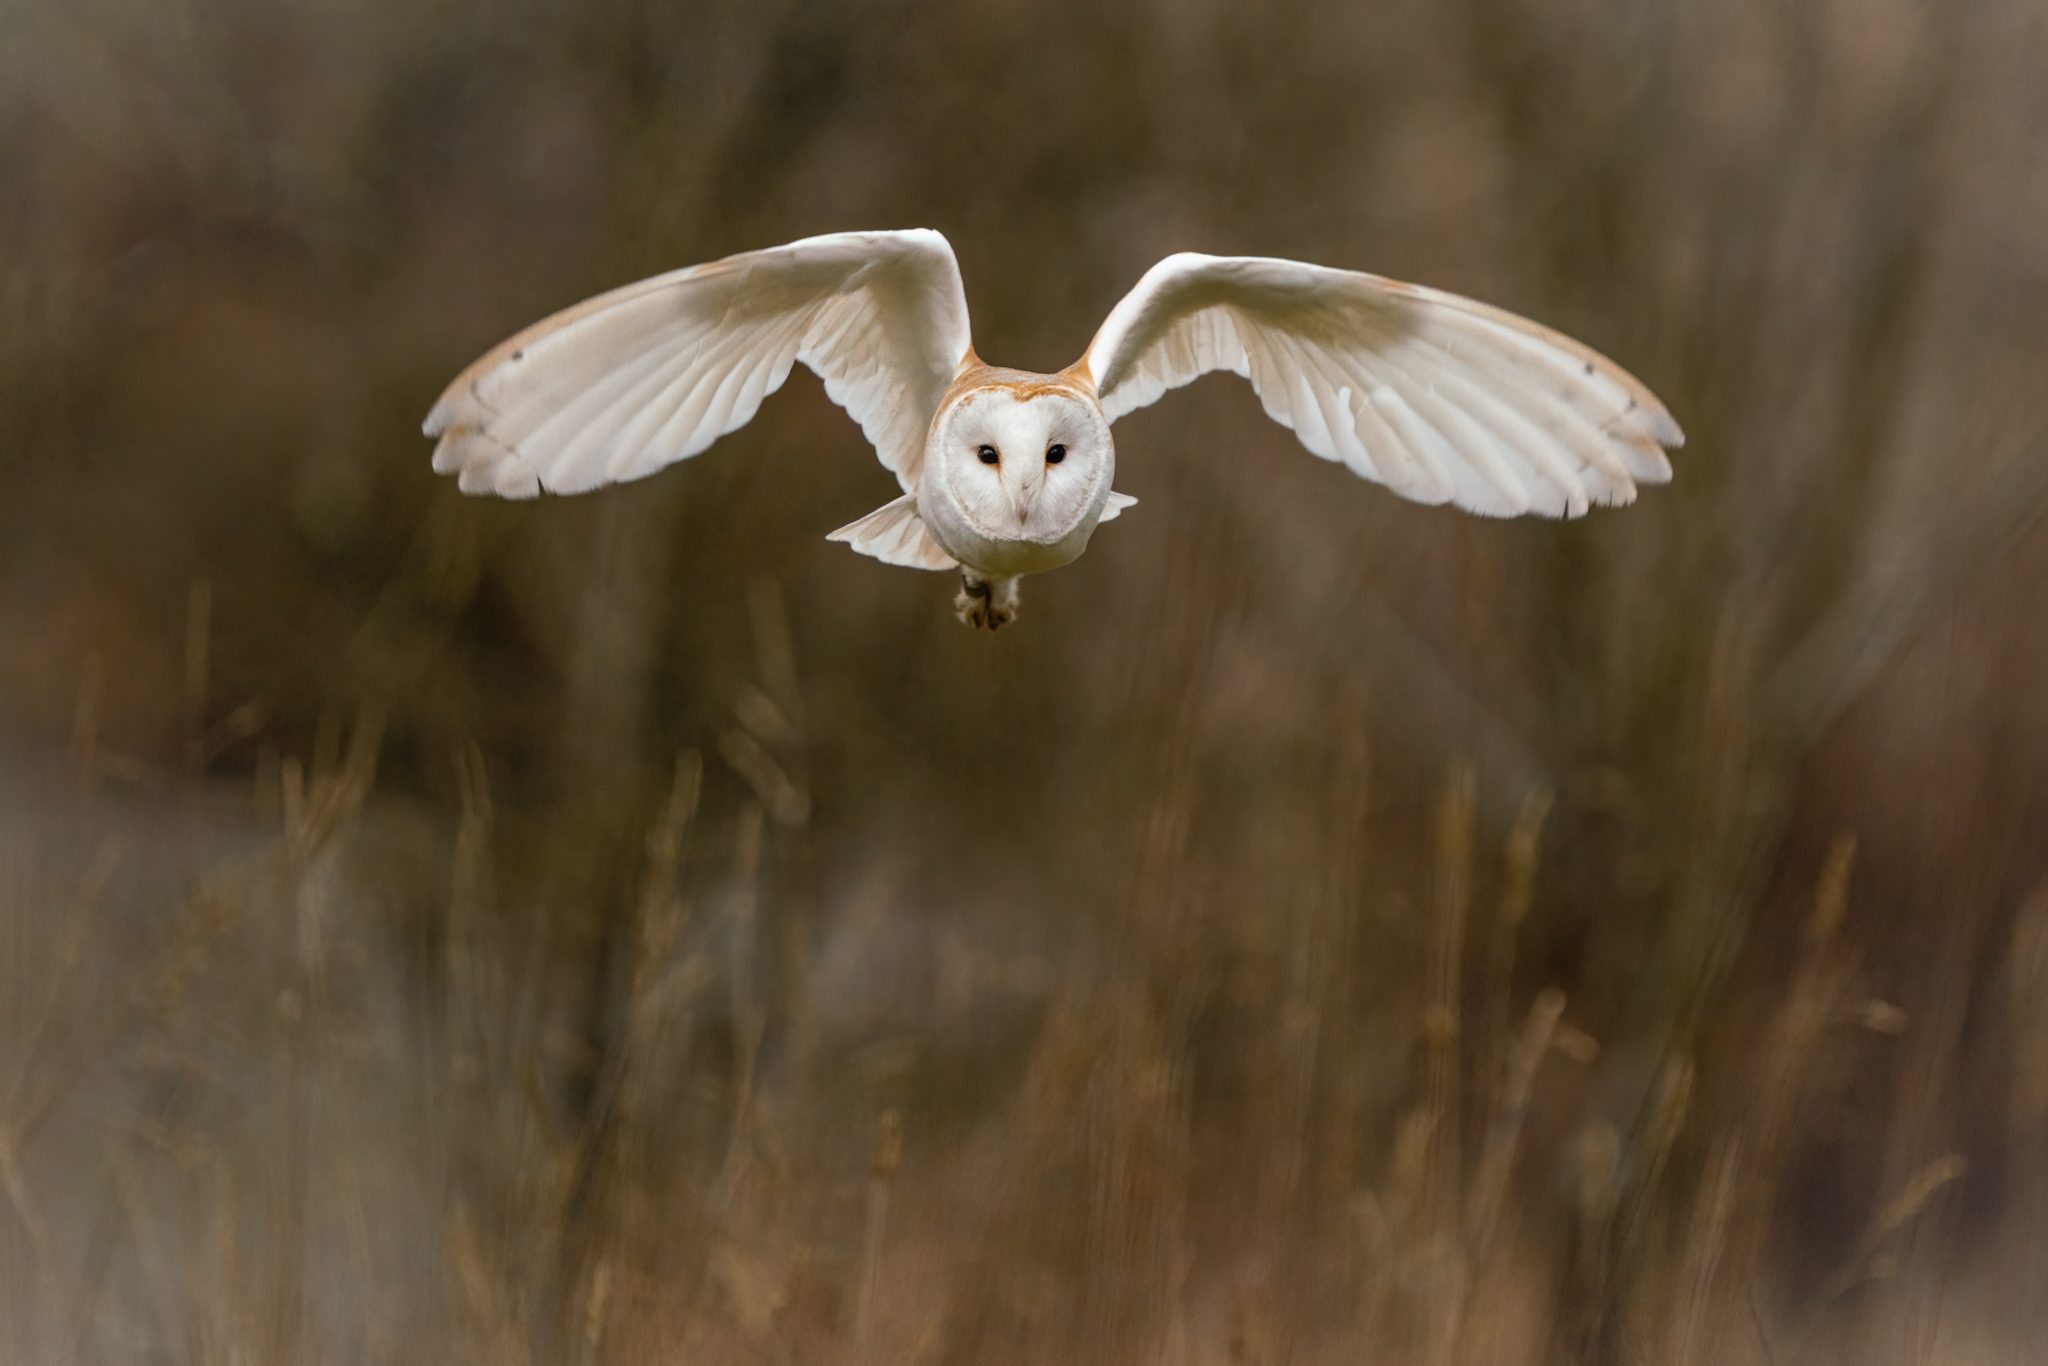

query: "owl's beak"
(1009, 479), (1038, 525)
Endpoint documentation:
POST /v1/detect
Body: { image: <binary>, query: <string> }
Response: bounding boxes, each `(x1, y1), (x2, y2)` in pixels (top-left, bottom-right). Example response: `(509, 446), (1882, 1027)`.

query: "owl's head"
(931, 380), (1113, 543)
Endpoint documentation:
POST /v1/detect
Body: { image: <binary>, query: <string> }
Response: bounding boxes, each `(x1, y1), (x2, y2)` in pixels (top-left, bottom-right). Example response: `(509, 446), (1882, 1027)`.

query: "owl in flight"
(426, 230), (1681, 628)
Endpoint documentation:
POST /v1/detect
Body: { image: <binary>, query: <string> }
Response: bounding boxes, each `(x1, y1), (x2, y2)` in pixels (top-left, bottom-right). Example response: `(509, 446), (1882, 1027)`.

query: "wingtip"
(1653, 408), (1686, 450)
(438, 429), (541, 499)
(423, 382), (476, 438)
(430, 431), (465, 474)
(1573, 477), (1638, 514)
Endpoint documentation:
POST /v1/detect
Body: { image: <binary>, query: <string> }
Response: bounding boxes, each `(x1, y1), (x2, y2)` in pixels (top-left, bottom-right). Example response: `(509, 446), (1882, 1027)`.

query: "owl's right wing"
(1079, 253), (1681, 518)
(425, 229), (972, 499)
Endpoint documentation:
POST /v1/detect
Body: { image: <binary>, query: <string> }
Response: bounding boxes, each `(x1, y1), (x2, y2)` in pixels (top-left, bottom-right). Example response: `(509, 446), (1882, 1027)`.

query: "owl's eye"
(977, 444), (999, 465)
(1046, 444), (1067, 464)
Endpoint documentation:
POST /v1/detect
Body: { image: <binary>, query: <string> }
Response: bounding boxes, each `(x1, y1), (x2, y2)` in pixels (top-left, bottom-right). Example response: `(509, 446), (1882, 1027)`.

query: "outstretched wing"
(425, 229), (971, 499)
(1079, 253), (1682, 518)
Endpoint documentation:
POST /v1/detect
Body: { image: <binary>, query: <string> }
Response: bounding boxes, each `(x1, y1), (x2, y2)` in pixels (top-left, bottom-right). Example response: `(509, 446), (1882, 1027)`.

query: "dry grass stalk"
(1426, 763), (1475, 1228)
(1414, 763), (1477, 1363)
(182, 579), (210, 777)
(1466, 986), (1565, 1267)
(1829, 1153), (1970, 1299)
(4, 5), (2042, 1360)
(1561, 1119), (1622, 1358)
(1668, 1137), (1744, 1366)
(1479, 787), (1553, 1129)
(851, 1106), (902, 1348)
(66, 653), (103, 791)
(2007, 883), (2048, 1254)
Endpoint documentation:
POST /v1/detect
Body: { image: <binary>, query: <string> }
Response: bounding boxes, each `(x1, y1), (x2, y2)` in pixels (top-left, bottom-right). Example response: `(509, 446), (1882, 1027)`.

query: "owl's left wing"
(425, 229), (970, 499)
(1079, 253), (1682, 518)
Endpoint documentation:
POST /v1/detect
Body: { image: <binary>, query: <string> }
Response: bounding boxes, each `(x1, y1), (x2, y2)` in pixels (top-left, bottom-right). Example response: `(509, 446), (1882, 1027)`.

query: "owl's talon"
(954, 574), (1019, 629)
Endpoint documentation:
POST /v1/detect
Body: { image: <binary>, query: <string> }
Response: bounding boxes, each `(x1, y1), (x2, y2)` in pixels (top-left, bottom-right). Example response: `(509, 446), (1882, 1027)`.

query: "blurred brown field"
(4, 0), (2048, 1362)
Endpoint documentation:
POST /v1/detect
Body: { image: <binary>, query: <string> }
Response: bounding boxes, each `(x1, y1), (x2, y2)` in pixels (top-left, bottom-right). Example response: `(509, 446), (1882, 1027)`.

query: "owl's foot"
(954, 574), (1020, 630)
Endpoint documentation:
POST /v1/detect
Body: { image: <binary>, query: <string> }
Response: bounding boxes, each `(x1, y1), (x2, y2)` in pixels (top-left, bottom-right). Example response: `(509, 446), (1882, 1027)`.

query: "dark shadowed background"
(5, 1), (2048, 1362)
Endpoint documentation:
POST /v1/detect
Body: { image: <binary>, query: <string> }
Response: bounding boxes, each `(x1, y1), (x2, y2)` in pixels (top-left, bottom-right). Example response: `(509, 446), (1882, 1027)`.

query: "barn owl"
(426, 230), (1681, 628)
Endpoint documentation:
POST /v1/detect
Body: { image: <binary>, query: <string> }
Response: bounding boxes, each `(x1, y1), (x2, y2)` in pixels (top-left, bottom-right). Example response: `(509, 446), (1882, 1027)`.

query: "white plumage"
(426, 230), (968, 499)
(426, 229), (1681, 627)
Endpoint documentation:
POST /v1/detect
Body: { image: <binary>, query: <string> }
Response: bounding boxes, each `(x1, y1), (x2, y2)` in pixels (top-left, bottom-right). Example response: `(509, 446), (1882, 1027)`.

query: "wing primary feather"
(523, 322), (706, 491)
(1409, 324), (1654, 488)
(1281, 333), (1401, 484)
(630, 314), (785, 478)
(1394, 350), (1594, 516)
(1331, 342), (1527, 513)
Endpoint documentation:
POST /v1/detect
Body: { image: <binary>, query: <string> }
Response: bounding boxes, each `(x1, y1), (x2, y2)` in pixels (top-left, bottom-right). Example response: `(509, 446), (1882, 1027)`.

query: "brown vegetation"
(4, 0), (2047, 1361)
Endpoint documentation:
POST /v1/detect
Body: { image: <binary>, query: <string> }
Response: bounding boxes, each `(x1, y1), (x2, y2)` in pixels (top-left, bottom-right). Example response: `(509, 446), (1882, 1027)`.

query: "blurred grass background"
(4, 0), (2048, 1361)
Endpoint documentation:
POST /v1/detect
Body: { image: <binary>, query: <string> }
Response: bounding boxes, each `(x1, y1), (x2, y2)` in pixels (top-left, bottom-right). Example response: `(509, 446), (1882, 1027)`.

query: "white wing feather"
(424, 230), (971, 499)
(1080, 254), (1682, 518)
